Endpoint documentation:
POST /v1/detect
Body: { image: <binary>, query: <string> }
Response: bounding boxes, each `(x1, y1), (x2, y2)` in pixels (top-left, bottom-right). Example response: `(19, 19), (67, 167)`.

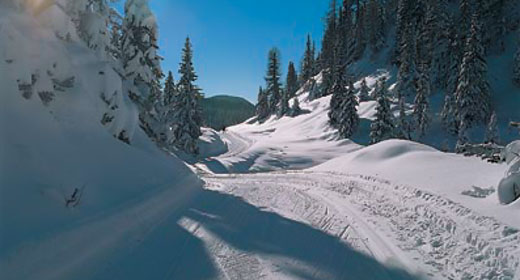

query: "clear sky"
(117, 0), (328, 103)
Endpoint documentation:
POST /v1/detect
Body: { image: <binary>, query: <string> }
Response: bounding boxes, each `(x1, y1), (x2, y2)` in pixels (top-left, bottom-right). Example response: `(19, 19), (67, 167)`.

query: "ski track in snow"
(200, 172), (520, 280)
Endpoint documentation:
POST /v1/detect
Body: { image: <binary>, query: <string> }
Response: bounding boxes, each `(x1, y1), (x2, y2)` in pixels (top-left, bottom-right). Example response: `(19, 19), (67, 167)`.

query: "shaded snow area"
(0, 5), (201, 280)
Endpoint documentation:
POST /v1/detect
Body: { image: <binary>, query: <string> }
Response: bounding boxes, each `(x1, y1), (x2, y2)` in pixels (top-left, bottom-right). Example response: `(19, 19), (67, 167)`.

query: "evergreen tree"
(359, 78), (370, 101)
(169, 37), (203, 154)
(353, 1), (366, 60)
(395, 96), (411, 140)
(320, 0), (338, 73)
(395, 23), (419, 100)
(413, 65), (431, 139)
(370, 78), (394, 144)
(278, 88), (290, 117)
(301, 34), (316, 82)
(394, 0), (410, 62)
(286, 61), (299, 98)
(366, 0), (385, 53)
(455, 14), (492, 129)
(338, 0), (354, 65)
(337, 79), (360, 138)
(265, 48), (282, 113)
(328, 68), (347, 128)
(162, 71), (177, 141)
(485, 111), (500, 144)
(456, 119), (469, 152)
(441, 89), (458, 136)
(256, 86), (270, 122)
(514, 32), (520, 86)
(121, 0), (163, 140)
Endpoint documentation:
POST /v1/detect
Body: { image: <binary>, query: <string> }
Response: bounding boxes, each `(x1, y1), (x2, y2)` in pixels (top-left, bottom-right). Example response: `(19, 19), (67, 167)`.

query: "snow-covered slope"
(0, 5), (201, 279)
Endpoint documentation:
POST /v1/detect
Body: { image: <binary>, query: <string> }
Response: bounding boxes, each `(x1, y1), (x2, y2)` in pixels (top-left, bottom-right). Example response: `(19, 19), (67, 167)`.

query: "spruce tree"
(353, 2), (366, 60)
(162, 71), (177, 141)
(301, 34), (316, 82)
(455, 14), (492, 129)
(256, 86), (270, 122)
(395, 96), (411, 140)
(337, 79), (360, 138)
(328, 68), (347, 128)
(338, 0), (353, 65)
(396, 23), (419, 100)
(169, 37), (203, 154)
(370, 78), (394, 144)
(320, 0), (338, 73)
(441, 89), (458, 136)
(278, 88), (290, 117)
(413, 65), (431, 139)
(359, 78), (370, 101)
(286, 62), (299, 98)
(514, 32), (520, 86)
(265, 48), (282, 114)
(485, 111), (499, 144)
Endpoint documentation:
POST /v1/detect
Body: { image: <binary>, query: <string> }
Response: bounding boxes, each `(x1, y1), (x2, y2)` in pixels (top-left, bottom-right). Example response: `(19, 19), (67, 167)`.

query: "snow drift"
(498, 140), (520, 204)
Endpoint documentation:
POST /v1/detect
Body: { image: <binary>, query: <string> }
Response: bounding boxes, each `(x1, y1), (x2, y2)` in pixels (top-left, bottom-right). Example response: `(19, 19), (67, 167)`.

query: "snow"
(498, 140), (520, 205)
(0, 5), (201, 279)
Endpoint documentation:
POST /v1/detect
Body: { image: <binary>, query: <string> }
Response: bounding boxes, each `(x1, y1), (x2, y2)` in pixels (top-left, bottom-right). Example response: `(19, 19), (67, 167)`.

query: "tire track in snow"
(203, 172), (520, 280)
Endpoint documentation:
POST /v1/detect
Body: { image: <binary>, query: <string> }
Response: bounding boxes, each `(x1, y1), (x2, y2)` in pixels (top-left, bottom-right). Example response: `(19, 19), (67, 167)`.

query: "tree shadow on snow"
(176, 189), (423, 280)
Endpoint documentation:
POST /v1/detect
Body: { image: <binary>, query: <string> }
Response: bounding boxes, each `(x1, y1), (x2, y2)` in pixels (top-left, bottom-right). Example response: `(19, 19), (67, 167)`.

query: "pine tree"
(337, 79), (360, 138)
(396, 23), (419, 100)
(169, 37), (203, 154)
(370, 78), (394, 144)
(278, 88), (290, 117)
(353, 2), (366, 60)
(328, 68), (347, 128)
(162, 71), (177, 141)
(301, 34), (316, 82)
(120, 0), (163, 141)
(265, 48), (282, 114)
(320, 0), (338, 73)
(394, 0), (410, 62)
(455, 14), (492, 129)
(514, 31), (520, 86)
(338, 0), (353, 65)
(485, 111), (499, 144)
(395, 96), (411, 140)
(441, 89), (458, 136)
(286, 61), (299, 98)
(359, 78), (370, 101)
(256, 86), (270, 122)
(456, 119), (469, 152)
(413, 65), (431, 139)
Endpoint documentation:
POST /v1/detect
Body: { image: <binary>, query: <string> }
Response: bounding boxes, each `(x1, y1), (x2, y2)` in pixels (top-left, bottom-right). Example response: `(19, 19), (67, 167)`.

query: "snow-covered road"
(194, 172), (519, 280)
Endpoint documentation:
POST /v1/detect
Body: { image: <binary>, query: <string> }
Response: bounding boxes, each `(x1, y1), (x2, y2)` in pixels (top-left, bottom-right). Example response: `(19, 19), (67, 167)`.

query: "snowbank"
(498, 141), (520, 204)
(0, 5), (201, 279)
(312, 139), (517, 227)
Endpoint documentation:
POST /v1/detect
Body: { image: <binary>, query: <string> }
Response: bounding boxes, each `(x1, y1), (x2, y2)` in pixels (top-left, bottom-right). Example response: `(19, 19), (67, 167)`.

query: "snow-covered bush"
(498, 141), (520, 204)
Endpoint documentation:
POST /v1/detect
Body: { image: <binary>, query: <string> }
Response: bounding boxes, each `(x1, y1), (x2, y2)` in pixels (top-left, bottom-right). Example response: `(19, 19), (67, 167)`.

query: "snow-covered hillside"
(0, 4), (201, 279)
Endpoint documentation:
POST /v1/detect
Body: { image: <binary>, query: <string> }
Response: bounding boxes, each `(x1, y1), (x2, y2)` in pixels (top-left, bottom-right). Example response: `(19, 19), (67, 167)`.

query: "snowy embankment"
(0, 5), (201, 280)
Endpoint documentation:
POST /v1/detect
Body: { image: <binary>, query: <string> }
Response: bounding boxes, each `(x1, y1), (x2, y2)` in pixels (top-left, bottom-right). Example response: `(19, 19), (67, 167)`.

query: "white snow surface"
(0, 6), (202, 280)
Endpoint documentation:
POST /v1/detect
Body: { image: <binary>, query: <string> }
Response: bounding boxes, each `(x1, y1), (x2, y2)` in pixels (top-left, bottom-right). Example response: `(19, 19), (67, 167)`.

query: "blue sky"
(117, 0), (328, 103)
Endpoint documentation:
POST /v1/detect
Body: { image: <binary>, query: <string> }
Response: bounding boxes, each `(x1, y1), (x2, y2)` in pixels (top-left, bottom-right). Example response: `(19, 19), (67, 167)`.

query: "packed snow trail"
(200, 172), (520, 280)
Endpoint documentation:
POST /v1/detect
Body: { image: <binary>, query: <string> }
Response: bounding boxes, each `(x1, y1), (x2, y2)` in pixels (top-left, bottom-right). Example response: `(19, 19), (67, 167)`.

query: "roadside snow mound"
(0, 5), (201, 279)
(313, 139), (518, 228)
(498, 141), (520, 204)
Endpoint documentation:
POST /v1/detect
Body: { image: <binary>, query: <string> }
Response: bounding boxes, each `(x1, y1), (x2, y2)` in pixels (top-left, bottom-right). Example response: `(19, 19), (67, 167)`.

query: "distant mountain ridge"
(202, 95), (255, 130)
